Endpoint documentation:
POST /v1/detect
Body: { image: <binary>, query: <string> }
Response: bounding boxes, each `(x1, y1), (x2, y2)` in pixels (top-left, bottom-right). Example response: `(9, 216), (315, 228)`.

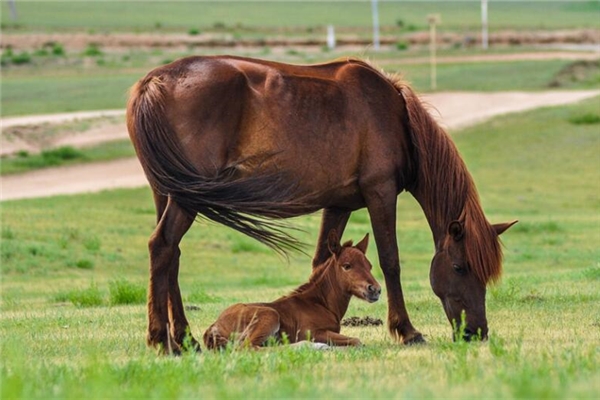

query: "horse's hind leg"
(239, 307), (280, 348)
(153, 193), (199, 350)
(168, 244), (201, 351)
(364, 184), (425, 345)
(148, 194), (195, 354)
(312, 207), (351, 268)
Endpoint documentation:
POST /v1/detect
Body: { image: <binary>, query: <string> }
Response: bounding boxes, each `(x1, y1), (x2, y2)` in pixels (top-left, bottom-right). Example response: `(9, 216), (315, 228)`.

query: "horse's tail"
(203, 325), (230, 351)
(126, 74), (303, 253)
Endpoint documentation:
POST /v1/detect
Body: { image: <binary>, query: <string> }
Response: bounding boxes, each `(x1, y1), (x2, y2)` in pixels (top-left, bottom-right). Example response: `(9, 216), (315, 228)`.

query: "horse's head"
(327, 230), (381, 303)
(430, 220), (517, 341)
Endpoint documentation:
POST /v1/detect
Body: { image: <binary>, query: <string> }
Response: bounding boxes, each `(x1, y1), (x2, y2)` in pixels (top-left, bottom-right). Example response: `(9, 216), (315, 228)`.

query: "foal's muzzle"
(365, 284), (381, 303)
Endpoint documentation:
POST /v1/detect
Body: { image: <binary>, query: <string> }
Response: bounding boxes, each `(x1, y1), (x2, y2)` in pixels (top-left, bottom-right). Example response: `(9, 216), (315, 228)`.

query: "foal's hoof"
(403, 332), (426, 345)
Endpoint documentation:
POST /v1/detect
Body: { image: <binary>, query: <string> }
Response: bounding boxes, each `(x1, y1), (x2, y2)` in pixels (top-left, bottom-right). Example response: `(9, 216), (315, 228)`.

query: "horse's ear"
(492, 220), (518, 236)
(327, 229), (341, 256)
(355, 233), (369, 254)
(448, 220), (464, 241)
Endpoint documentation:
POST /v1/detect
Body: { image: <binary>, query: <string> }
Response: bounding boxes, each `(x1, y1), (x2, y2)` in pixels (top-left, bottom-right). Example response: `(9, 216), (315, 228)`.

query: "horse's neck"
(295, 264), (351, 322)
(406, 126), (476, 246)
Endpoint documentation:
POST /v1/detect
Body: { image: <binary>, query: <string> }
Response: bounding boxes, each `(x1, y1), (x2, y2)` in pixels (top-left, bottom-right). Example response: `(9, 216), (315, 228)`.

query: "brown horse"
(203, 230), (380, 349)
(126, 55), (517, 353)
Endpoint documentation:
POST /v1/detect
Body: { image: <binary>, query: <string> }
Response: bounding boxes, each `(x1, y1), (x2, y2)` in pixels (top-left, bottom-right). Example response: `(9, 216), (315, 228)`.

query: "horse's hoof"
(403, 333), (426, 345)
(181, 337), (202, 353)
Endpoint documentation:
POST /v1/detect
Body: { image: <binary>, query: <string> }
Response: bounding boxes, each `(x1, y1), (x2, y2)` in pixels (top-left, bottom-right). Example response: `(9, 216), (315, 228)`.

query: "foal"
(203, 231), (381, 349)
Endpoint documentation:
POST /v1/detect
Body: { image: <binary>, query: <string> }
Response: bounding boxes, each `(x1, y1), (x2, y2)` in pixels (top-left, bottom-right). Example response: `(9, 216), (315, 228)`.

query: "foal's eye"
(453, 264), (467, 276)
(342, 263), (352, 271)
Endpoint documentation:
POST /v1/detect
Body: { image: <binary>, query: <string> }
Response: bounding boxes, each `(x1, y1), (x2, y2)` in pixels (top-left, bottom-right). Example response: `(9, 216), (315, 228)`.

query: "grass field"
(2, 1), (599, 32)
(1, 96), (599, 398)
(2, 54), (596, 117)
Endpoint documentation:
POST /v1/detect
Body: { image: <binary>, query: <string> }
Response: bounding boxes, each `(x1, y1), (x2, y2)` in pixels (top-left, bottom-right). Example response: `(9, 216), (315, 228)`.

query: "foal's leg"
(312, 207), (351, 268)
(364, 185), (425, 345)
(238, 306), (281, 348)
(312, 330), (362, 346)
(148, 195), (195, 354)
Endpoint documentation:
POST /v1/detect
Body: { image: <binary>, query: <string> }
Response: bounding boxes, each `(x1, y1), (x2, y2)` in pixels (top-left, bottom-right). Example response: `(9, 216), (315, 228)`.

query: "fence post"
(427, 14), (441, 90)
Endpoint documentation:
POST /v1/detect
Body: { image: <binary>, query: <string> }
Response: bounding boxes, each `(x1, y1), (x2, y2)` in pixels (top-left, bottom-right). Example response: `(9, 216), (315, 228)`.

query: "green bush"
(51, 43), (65, 56)
(109, 279), (146, 305)
(83, 44), (103, 57)
(75, 259), (94, 270)
(569, 113), (600, 125)
(54, 283), (104, 307)
(41, 146), (86, 164)
(11, 51), (32, 65)
(396, 41), (409, 51)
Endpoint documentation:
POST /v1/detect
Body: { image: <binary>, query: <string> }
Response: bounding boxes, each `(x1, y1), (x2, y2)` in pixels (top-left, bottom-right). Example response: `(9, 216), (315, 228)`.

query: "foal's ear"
(448, 220), (464, 241)
(355, 233), (369, 254)
(492, 220), (518, 236)
(327, 229), (341, 256)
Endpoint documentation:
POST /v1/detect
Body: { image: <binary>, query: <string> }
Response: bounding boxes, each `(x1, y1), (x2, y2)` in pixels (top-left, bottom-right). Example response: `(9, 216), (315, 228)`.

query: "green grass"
(1, 97), (599, 398)
(392, 59), (580, 92)
(1, 140), (136, 175)
(2, 54), (595, 117)
(0, 69), (139, 116)
(2, 1), (598, 32)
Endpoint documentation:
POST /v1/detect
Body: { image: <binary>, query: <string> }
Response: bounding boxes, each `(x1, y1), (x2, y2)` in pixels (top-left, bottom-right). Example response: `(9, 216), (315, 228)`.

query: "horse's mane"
(286, 240), (354, 296)
(381, 72), (503, 284)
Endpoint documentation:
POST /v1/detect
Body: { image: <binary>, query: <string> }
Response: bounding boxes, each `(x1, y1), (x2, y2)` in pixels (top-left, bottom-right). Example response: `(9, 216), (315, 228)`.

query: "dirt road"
(1, 89), (599, 201)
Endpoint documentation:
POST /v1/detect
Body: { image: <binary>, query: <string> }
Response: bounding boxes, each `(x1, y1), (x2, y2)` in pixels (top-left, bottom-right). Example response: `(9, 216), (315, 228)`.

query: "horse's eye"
(342, 263), (352, 271)
(453, 264), (467, 276)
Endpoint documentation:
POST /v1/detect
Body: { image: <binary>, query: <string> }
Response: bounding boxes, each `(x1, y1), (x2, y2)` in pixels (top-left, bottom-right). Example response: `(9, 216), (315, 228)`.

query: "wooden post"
(371, 0), (380, 51)
(427, 14), (441, 91)
(481, 0), (489, 50)
(8, 0), (18, 20)
(327, 25), (336, 50)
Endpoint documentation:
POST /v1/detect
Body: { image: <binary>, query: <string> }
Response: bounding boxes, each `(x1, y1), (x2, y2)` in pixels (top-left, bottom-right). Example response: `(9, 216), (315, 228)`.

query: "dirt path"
(1, 89), (599, 201)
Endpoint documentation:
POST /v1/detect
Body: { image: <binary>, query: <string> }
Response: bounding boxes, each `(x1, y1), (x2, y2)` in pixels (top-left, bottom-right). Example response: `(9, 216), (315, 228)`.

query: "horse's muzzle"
(365, 284), (381, 303)
(453, 327), (488, 342)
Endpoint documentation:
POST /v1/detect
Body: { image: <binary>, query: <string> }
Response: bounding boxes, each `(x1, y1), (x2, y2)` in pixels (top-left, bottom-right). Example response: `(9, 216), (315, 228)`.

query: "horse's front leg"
(312, 330), (362, 346)
(364, 185), (425, 345)
(148, 196), (194, 354)
(312, 207), (351, 268)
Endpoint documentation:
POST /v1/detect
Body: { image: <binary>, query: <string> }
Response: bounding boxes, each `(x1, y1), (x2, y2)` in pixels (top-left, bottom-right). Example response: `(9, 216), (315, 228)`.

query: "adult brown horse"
(127, 55), (517, 354)
(204, 230), (380, 349)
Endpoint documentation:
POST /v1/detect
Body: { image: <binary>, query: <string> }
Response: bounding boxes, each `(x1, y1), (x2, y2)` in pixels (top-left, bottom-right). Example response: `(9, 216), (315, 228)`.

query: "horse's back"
(130, 55), (413, 209)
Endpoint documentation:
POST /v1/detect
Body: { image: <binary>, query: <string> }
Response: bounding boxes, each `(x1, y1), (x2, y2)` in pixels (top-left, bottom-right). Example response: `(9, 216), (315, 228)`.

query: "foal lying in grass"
(203, 230), (381, 349)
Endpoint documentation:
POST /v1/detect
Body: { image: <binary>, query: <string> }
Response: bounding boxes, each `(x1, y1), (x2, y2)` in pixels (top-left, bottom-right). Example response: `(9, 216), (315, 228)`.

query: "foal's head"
(325, 230), (381, 303)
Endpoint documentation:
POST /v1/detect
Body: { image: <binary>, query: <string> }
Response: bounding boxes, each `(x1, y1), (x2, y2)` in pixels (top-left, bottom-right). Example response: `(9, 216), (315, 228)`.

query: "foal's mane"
(379, 69), (503, 284)
(286, 240), (354, 296)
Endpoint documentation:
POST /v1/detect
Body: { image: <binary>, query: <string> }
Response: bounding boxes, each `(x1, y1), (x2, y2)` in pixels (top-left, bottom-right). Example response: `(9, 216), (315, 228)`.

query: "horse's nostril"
(367, 285), (381, 296)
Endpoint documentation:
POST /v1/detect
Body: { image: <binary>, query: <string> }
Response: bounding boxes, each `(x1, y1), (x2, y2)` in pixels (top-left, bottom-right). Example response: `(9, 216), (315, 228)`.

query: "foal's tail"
(127, 74), (303, 253)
